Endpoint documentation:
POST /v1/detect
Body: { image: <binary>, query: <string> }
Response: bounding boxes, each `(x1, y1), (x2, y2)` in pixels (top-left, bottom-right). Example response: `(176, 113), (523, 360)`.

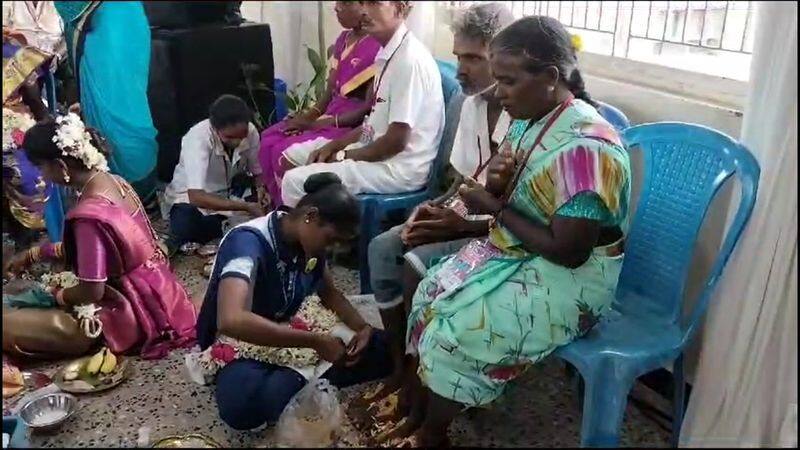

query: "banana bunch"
(64, 347), (117, 381)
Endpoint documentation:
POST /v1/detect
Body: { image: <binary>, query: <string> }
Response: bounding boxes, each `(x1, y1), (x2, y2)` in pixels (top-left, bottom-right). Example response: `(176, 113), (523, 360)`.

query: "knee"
(280, 170), (305, 207)
(169, 205), (196, 231)
(216, 386), (270, 431)
(218, 404), (266, 431)
(368, 228), (401, 266)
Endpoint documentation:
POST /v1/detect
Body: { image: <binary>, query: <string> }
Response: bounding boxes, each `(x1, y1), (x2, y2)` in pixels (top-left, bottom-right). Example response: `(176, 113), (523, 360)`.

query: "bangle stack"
(40, 242), (63, 260)
(26, 246), (41, 265)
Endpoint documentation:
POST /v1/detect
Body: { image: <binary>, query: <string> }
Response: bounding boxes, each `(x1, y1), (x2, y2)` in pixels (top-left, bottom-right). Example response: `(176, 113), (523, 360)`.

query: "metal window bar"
(450, 1), (753, 56)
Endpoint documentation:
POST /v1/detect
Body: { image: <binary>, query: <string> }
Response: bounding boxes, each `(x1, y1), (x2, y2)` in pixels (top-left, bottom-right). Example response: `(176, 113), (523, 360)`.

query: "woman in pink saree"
(3, 116), (196, 360)
(259, 1), (380, 208)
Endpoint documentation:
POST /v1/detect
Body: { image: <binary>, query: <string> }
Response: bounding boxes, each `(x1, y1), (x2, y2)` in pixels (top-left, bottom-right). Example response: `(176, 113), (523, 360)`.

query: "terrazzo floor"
(4, 247), (672, 448)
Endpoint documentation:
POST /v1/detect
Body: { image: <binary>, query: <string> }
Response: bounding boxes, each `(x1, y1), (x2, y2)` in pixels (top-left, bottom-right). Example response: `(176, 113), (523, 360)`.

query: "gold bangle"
(27, 246), (41, 264)
(54, 242), (63, 258)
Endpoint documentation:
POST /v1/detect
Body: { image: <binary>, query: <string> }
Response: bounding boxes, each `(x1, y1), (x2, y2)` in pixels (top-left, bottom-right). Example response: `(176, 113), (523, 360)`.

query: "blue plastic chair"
(597, 101), (631, 132)
(3, 416), (30, 448)
(357, 60), (463, 293)
(554, 122), (760, 447)
(273, 78), (289, 123)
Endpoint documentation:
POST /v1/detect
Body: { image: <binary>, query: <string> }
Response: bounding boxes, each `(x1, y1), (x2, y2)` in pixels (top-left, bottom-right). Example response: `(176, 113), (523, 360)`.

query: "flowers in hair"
(570, 33), (584, 52)
(52, 113), (109, 172)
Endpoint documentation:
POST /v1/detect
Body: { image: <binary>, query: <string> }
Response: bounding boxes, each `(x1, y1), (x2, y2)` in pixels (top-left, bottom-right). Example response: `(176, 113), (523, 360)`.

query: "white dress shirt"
(163, 119), (262, 218)
(449, 93), (511, 185)
(281, 24), (445, 207)
(357, 22), (445, 188)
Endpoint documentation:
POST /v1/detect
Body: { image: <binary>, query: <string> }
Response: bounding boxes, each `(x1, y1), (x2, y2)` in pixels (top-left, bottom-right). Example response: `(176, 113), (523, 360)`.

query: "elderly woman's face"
(490, 52), (557, 120)
(360, 1), (404, 37)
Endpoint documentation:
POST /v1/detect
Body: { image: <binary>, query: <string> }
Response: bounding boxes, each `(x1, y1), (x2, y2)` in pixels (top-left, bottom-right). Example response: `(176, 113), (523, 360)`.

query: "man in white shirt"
(2, 1), (64, 57)
(359, 2), (515, 409)
(280, 1), (445, 208)
(163, 95), (264, 251)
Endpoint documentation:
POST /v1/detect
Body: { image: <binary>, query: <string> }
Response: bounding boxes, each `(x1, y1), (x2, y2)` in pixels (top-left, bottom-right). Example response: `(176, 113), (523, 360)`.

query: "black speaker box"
(147, 23), (274, 183)
(143, 1), (241, 29)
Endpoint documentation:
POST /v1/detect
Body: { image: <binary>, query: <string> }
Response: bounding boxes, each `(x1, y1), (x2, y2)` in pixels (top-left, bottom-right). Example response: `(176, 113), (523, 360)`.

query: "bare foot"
(347, 376), (405, 431)
(394, 431), (451, 448)
(348, 391), (397, 431)
(352, 377), (402, 408)
(371, 416), (420, 447)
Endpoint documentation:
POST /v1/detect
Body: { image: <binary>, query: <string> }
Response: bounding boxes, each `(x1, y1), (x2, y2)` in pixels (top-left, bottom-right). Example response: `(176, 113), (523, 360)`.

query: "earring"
(548, 85), (555, 92)
(305, 218), (311, 224)
(63, 173), (70, 184)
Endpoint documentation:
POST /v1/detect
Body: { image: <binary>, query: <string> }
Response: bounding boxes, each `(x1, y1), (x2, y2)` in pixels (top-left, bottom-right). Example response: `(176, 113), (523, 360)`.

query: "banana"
(100, 349), (117, 374)
(64, 368), (80, 381)
(86, 348), (105, 375)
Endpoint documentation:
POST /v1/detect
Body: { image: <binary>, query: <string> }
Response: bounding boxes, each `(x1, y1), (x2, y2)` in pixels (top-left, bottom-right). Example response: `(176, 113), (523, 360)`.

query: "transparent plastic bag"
(275, 378), (343, 448)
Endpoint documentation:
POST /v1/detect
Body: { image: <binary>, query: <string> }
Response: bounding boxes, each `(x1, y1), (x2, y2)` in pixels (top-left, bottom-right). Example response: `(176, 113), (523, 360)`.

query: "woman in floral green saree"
(379, 16), (632, 447)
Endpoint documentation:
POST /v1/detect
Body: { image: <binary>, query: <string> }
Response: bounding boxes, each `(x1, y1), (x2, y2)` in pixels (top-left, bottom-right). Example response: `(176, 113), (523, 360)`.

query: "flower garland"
(52, 113), (109, 172)
(187, 296), (339, 385)
(2, 108), (35, 152)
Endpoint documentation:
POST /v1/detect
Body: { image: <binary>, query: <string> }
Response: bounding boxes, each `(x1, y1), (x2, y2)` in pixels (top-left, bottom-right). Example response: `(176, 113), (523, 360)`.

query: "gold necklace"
(76, 170), (103, 197)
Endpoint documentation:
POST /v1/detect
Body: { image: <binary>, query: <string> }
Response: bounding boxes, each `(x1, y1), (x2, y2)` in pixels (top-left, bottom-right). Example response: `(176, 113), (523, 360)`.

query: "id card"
(360, 122), (375, 145)
(434, 238), (501, 294)
(441, 193), (469, 218)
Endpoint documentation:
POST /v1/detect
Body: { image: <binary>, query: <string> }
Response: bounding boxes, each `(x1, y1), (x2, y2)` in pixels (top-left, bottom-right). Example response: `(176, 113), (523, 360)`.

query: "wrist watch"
(335, 149), (348, 162)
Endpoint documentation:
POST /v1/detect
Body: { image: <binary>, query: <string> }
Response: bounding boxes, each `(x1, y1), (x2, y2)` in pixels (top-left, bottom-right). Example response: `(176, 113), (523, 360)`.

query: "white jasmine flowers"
(52, 113), (109, 172)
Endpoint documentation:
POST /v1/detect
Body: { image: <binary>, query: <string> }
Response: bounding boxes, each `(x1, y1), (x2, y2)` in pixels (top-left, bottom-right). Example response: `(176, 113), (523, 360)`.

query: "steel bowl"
(19, 393), (78, 434)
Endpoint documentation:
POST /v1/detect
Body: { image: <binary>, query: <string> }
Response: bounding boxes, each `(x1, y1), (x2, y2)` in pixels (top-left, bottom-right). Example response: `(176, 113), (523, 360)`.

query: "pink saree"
(258, 30), (381, 207)
(63, 195), (197, 359)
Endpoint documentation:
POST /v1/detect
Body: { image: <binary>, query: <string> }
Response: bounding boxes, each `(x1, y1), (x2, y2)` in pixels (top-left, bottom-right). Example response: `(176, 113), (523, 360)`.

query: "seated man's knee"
(280, 169), (306, 207)
(368, 227), (401, 266)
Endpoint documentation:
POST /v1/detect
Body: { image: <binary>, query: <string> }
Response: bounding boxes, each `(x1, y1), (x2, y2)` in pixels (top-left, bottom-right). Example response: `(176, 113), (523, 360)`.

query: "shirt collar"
(271, 208), (302, 267)
(375, 23), (408, 62)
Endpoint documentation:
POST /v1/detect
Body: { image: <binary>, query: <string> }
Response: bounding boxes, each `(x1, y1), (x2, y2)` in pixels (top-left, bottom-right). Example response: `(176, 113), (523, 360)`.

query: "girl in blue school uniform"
(195, 172), (392, 430)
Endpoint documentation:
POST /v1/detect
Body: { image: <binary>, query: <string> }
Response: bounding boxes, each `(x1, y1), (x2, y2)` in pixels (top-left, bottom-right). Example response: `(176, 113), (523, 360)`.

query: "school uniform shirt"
(196, 211), (326, 350)
(163, 119), (261, 218)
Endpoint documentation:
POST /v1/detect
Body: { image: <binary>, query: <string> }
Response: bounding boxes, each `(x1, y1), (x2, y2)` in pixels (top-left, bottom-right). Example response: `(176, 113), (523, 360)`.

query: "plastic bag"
(275, 378), (343, 448)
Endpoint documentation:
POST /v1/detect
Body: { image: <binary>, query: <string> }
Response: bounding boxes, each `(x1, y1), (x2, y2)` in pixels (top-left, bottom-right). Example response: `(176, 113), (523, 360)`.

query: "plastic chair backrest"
(618, 122), (759, 345)
(597, 101), (631, 131)
(436, 59), (462, 106)
(423, 60), (463, 196)
(425, 93), (465, 196)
